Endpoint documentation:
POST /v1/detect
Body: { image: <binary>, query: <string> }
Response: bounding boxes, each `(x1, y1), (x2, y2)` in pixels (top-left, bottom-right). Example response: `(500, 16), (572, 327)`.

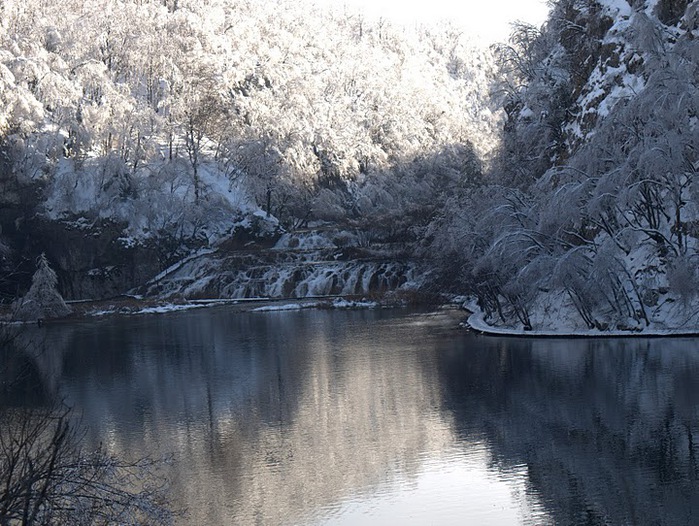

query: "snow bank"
(330, 298), (378, 309)
(466, 308), (699, 338)
(252, 298), (379, 313)
(252, 303), (306, 312)
(90, 302), (209, 317)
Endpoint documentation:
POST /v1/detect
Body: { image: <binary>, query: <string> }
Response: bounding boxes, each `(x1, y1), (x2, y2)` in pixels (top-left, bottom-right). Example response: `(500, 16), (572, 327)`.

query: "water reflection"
(440, 336), (699, 526)
(3, 310), (699, 524)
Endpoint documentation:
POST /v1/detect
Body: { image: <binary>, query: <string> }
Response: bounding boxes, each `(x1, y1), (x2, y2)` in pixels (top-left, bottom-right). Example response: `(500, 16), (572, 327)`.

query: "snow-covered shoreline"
(465, 308), (699, 338)
(0, 295), (403, 324)
(87, 296), (387, 318)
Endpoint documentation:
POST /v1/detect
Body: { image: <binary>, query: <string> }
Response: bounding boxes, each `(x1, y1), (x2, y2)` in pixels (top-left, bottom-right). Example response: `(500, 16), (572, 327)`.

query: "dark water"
(4, 307), (699, 525)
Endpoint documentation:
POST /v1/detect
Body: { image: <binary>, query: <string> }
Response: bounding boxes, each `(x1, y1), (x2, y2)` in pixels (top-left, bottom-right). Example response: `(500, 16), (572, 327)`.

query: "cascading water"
(219, 260), (411, 299)
(141, 229), (417, 300)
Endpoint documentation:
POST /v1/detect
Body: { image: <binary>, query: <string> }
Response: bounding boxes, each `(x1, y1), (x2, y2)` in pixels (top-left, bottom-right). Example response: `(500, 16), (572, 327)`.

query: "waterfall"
(141, 229), (417, 300)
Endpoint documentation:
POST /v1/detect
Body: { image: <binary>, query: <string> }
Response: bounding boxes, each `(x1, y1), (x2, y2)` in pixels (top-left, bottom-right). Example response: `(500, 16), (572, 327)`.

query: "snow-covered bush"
(12, 253), (71, 321)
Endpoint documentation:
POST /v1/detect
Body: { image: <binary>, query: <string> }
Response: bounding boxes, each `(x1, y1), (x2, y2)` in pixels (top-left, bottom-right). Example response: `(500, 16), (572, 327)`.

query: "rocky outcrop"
(18, 217), (161, 301)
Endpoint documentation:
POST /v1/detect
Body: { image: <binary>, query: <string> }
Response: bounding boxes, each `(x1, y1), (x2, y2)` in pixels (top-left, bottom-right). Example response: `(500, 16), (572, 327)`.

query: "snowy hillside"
(430, 0), (699, 333)
(8, 0), (694, 325)
(0, 0), (494, 301)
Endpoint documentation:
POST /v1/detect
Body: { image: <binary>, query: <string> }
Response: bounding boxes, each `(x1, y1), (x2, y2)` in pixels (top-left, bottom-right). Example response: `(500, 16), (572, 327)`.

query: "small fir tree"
(12, 253), (71, 321)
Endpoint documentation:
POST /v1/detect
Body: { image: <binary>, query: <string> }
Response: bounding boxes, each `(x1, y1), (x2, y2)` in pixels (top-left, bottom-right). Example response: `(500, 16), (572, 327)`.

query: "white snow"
(466, 308), (699, 337)
(330, 298), (379, 309)
(137, 304), (209, 314)
(518, 106), (535, 120)
(598, 0), (633, 19)
(147, 248), (216, 285)
(253, 303), (306, 312)
(90, 302), (209, 317)
(596, 74), (645, 118)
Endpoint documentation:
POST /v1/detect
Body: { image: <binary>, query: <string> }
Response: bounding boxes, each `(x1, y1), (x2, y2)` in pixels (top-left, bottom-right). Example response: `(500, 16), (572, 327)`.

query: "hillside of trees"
(4, 0), (698, 332)
(430, 0), (699, 332)
(0, 0), (495, 301)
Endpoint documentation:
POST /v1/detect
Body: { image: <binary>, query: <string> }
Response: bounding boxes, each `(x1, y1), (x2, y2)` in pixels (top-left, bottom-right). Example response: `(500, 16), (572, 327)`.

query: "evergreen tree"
(12, 253), (71, 321)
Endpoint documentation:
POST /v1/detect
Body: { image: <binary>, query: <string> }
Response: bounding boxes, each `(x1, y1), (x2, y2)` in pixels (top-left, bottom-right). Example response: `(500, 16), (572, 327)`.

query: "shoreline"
(465, 309), (699, 339)
(9, 296), (699, 338)
(0, 294), (427, 325)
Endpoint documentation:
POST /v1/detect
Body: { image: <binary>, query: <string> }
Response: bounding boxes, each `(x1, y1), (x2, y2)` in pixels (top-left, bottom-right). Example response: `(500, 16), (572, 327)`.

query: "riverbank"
(0, 290), (447, 324)
(6, 294), (698, 337)
(465, 307), (699, 338)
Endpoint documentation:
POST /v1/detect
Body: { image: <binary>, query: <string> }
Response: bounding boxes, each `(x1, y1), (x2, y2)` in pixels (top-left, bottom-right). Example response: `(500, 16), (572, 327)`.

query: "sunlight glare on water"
(315, 444), (552, 525)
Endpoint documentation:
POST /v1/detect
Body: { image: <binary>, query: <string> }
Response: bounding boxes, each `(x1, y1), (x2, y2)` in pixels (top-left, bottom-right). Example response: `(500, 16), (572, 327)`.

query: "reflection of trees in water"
(52, 310), (318, 446)
(0, 326), (74, 406)
(175, 312), (453, 525)
(3, 311), (322, 523)
(440, 336), (699, 526)
(22, 311), (697, 525)
(215, 314), (451, 526)
(30, 309), (456, 525)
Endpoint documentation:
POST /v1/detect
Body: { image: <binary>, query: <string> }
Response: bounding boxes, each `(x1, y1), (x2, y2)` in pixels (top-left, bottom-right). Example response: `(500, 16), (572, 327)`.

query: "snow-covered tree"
(0, 0), (501, 299)
(429, 0), (699, 332)
(12, 253), (71, 321)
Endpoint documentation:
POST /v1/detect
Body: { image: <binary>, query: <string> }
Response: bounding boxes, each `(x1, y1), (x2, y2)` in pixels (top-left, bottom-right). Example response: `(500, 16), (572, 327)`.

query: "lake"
(4, 306), (699, 525)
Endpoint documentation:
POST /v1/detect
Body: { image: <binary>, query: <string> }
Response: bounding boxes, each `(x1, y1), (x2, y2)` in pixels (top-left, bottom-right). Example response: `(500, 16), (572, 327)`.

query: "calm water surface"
(5, 307), (699, 525)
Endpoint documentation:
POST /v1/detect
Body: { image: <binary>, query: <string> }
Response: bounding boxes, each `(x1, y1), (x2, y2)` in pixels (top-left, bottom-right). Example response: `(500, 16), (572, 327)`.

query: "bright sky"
(330, 0), (551, 44)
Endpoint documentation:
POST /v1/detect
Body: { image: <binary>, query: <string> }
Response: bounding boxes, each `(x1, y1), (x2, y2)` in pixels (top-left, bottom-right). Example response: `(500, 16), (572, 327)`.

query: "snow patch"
(330, 298), (378, 309)
(253, 303), (305, 312)
(598, 0), (633, 18)
(90, 302), (209, 317)
(274, 231), (337, 250)
(147, 248), (217, 285)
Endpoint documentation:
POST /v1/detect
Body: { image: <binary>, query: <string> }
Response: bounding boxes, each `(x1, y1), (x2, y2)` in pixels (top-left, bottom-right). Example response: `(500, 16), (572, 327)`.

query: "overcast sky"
(329, 0), (551, 44)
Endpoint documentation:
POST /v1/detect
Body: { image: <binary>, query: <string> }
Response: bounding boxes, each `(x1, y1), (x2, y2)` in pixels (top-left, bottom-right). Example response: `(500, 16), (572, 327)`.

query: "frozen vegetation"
(429, 0), (699, 334)
(11, 253), (71, 321)
(2, 0), (699, 333)
(0, 0), (491, 310)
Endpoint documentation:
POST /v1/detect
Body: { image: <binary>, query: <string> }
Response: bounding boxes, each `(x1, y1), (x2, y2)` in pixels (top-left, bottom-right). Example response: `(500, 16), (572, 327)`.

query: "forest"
(0, 0), (491, 300)
(1, 0), (698, 332)
(434, 0), (699, 332)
